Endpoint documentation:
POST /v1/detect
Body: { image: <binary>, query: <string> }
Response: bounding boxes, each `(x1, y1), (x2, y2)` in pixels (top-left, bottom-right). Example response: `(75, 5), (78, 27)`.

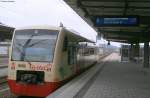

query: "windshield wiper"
(23, 34), (35, 48)
(15, 46), (32, 66)
(27, 39), (47, 47)
(14, 34), (36, 61)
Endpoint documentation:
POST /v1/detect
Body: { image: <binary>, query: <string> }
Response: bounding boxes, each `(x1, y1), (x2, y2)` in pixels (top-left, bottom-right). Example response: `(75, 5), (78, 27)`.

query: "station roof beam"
(65, 0), (150, 43)
(0, 23), (14, 41)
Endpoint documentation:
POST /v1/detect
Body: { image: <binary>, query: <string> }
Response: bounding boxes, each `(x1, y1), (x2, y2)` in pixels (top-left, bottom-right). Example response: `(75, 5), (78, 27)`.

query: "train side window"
(63, 37), (68, 51)
(68, 46), (77, 65)
(90, 49), (94, 55)
(82, 48), (90, 56)
(68, 47), (71, 64)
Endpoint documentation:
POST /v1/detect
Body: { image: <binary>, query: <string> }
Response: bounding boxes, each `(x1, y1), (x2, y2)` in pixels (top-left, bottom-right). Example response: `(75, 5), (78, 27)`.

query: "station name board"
(93, 16), (139, 27)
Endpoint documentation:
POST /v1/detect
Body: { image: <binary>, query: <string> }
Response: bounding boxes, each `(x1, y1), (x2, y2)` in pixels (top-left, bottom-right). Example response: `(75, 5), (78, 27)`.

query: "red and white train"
(8, 25), (107, 97)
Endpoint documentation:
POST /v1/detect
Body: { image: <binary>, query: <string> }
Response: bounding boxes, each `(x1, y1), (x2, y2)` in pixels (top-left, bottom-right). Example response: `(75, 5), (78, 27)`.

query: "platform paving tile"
(83, 53), (150, 98)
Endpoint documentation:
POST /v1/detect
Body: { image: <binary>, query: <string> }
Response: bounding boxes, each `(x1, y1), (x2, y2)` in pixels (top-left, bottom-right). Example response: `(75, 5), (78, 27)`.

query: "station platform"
(47, 53), (150, 98)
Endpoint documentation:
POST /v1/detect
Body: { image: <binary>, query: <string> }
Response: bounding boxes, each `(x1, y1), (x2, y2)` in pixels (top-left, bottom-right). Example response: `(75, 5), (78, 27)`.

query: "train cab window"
(68, 46), (77, 65)
(11, 29), (59, 62)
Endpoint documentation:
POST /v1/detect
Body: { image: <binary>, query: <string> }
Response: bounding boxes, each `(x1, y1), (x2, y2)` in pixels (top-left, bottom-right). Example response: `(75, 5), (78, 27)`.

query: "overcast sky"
(0, 0), (97, 41)
(0, 0), (121, 46)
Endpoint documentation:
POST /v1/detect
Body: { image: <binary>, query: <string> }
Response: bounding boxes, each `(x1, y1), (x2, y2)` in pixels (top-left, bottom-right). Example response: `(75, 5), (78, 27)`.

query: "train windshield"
(11, 29), (58, 62)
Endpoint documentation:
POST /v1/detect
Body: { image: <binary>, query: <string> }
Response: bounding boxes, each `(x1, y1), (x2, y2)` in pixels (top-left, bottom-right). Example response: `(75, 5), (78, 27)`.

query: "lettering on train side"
(29, 64), (52, 71)
(18, 64), (26, 68)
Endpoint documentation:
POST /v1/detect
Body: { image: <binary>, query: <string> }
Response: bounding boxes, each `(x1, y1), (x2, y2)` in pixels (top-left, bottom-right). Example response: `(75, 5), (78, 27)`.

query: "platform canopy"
(0, 22), (14, 41)
(64, 0), (150, 43)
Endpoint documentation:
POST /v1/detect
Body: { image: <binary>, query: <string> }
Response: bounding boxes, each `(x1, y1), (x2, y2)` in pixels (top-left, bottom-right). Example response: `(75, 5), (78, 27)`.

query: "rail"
(0, 76), (7, 85)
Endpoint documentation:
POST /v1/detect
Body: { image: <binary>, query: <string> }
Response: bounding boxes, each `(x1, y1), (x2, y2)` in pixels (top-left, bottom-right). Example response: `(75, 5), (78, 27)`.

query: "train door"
(68, 44), (77, 74)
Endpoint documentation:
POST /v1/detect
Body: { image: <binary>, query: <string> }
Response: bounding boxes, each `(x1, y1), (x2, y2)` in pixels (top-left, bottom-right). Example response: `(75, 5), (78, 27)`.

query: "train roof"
(16, 25), (94, 43)
(64, 28), (94, 43)
(16, 25), (61, 31)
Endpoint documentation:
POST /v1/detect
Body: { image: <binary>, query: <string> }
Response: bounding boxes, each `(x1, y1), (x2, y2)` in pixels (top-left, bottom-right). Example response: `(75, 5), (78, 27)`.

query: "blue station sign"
(93, 16), (139, 27)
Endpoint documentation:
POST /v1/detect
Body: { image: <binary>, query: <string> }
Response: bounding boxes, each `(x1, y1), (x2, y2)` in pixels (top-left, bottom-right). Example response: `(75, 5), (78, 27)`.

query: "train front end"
(8, 28), (59, 97)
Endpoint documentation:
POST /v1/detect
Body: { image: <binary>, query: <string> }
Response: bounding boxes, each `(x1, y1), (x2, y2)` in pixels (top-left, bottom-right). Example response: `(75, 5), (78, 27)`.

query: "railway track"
(0, 76), (9, 94)
(0, 76), (7, 84)
(0, 76), (12, 98)
(0, 76), (8, 91)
